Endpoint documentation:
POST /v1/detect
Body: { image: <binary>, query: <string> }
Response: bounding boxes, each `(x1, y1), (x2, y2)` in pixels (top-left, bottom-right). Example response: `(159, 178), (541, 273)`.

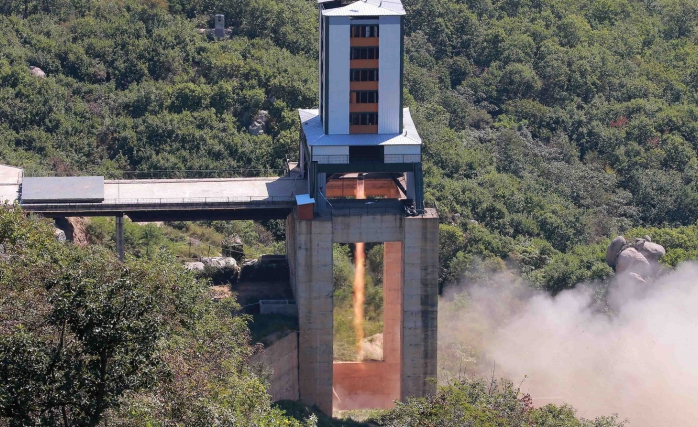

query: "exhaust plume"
(353, 176), (366, 359)
(440, 263), (698, 426)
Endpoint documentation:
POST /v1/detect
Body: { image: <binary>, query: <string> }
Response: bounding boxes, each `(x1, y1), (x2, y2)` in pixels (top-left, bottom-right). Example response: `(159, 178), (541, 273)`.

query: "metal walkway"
(4, 177), (308, 221)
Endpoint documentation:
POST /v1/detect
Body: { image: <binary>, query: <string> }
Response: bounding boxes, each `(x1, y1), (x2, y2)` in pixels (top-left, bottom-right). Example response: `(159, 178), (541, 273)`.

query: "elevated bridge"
(16, 177), (306, 221)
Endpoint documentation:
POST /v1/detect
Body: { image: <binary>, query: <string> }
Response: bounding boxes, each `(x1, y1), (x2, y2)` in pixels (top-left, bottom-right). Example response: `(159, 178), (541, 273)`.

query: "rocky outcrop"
(54, 229), (66, 242)
(606, 235), (665, 280)
(605, 235), (626, 268)
(202, 256), (238, 269)
(54, 217), (89, 246)
(29, 66), (45, 78)
(615, 247), (651, 277)
(185, 257), (238, 272)
(184, 261), (205, 271)
(248, 110), (269, 136)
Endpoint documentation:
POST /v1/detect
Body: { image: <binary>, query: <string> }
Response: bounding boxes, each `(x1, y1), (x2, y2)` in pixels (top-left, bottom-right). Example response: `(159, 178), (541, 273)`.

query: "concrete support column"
(115, 214), (125, 262)
(383, 241), (403, 396)
(289, 214), (333, 414)
(401, 211), (438, 399)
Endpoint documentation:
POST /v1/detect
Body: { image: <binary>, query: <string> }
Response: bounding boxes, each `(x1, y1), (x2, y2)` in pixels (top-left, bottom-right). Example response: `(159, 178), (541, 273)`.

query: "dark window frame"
(350, 69), (379, 82)
(349, 112), (378, 125)
(350, 25), (379, 38)
(350, 47), (379, 60)
(351, 91), (379, 103)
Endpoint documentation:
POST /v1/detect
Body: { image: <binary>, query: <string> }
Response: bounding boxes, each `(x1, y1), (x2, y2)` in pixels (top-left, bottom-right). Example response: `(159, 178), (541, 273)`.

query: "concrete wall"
(332, 213), (404, 243)
(287, 215), (334, 414)
(402, 211), (439, 399)
(250, 332), (299, 402)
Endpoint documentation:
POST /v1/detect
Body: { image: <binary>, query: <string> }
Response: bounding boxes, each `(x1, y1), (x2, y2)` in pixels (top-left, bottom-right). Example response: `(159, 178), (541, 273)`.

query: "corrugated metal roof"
(323, 0), (405, 16)
(299, 108), (421, 146)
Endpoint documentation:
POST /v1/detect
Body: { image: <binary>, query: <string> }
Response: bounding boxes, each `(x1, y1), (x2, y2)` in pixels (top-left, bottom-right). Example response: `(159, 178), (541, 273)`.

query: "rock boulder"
(606, 235), (626, 267)
(248, 110), (269, 136)
(615, 247), (652, 277)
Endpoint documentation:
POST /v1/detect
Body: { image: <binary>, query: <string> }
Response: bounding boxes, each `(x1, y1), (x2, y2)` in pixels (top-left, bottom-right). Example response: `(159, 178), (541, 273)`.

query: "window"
(351, 47), (379, 60)
(352, 91), (378, 103)
(350, 113), (378, 126)
(350, 69), (379, 82)
(351, 25), (379, 38)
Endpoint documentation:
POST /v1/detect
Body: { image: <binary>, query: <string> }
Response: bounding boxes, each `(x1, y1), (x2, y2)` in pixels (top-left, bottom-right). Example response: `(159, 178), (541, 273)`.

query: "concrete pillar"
(383, 241), (402, 396)
(401, 211), (438, 399)
(289, 214), (333, 414)
(115, 214), (125, 262)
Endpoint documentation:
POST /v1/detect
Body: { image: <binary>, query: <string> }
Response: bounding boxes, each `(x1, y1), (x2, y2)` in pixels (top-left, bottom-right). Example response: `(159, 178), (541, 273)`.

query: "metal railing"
(384, 154), (421, 163)
(329, 206), (402, 216)
(23, 169), (288, 180)
(312, 155), (349, 164)
(312, 154), (421, 164)
(20, 195), (296, 208)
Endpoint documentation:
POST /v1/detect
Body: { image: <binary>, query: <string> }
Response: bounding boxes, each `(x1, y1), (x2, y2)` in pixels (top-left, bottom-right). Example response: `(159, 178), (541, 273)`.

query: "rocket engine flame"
(353, 176), (366, 359)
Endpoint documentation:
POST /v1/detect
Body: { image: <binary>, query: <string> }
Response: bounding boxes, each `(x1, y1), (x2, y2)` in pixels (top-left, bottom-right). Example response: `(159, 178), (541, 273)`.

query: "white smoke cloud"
(440, 263), (698, 426)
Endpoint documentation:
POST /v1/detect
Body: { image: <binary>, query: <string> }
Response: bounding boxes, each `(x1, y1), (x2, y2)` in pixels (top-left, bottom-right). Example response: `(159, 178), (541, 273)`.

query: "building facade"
(299, 0), (424, 212)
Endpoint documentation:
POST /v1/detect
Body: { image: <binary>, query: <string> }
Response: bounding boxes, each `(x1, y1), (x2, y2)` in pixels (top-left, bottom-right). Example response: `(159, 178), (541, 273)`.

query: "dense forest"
(1, 0), (698, 424)
(2, 0), (698, 293)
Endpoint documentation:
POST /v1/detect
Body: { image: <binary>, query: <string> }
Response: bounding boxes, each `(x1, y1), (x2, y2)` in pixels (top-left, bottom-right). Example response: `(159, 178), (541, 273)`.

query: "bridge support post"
(115, 214), (125, 262)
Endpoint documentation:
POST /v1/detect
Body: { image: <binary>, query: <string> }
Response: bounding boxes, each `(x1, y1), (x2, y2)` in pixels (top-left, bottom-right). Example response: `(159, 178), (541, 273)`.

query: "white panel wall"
(327, 17), (350, 134)
(384, 144), (421, 163)
(312, 146), (349, 164)
(384, 145), (421, 155)
(378, 16), (402, 134)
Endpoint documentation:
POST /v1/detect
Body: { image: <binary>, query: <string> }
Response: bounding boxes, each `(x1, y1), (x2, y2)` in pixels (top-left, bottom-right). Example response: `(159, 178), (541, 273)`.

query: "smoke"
(439, 263), (698, 426)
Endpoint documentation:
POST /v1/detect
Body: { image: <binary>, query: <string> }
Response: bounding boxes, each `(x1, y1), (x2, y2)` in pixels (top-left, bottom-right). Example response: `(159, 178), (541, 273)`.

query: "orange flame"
(353, 177), (366, 359)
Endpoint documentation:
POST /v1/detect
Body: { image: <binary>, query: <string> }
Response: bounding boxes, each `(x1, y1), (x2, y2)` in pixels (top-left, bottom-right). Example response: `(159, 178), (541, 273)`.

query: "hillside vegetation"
(3, 0), (698, 294)
(1, 0), (697, 424)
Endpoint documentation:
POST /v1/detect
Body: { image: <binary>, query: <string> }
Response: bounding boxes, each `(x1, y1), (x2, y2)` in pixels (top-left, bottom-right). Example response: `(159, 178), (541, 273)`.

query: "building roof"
(299, 108), (421, 146)
(322, 0), (405, 16)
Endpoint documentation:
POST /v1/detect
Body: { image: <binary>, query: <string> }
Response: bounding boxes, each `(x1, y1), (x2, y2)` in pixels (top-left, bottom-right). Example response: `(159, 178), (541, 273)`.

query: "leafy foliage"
(0, 206), (306, 426)
(376, 378), (625, 427)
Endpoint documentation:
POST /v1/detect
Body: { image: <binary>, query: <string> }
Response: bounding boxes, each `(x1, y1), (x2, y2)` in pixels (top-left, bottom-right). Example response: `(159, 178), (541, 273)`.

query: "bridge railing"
(23, 169), (289, 180)
(20, 195), (297, 208)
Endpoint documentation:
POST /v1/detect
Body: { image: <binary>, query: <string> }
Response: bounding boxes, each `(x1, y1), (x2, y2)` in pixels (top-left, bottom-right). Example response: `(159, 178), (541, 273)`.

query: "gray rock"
(185, 262), (205, 271)
(29, 66), (45, 78)
(54, 228), (66, 242)
(616, 248), (651, 277)
(606, 235), (626, 267)
(248, 110), (269, 136)
(201, 257), (238, 270)
(637, 241), (665, 262)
